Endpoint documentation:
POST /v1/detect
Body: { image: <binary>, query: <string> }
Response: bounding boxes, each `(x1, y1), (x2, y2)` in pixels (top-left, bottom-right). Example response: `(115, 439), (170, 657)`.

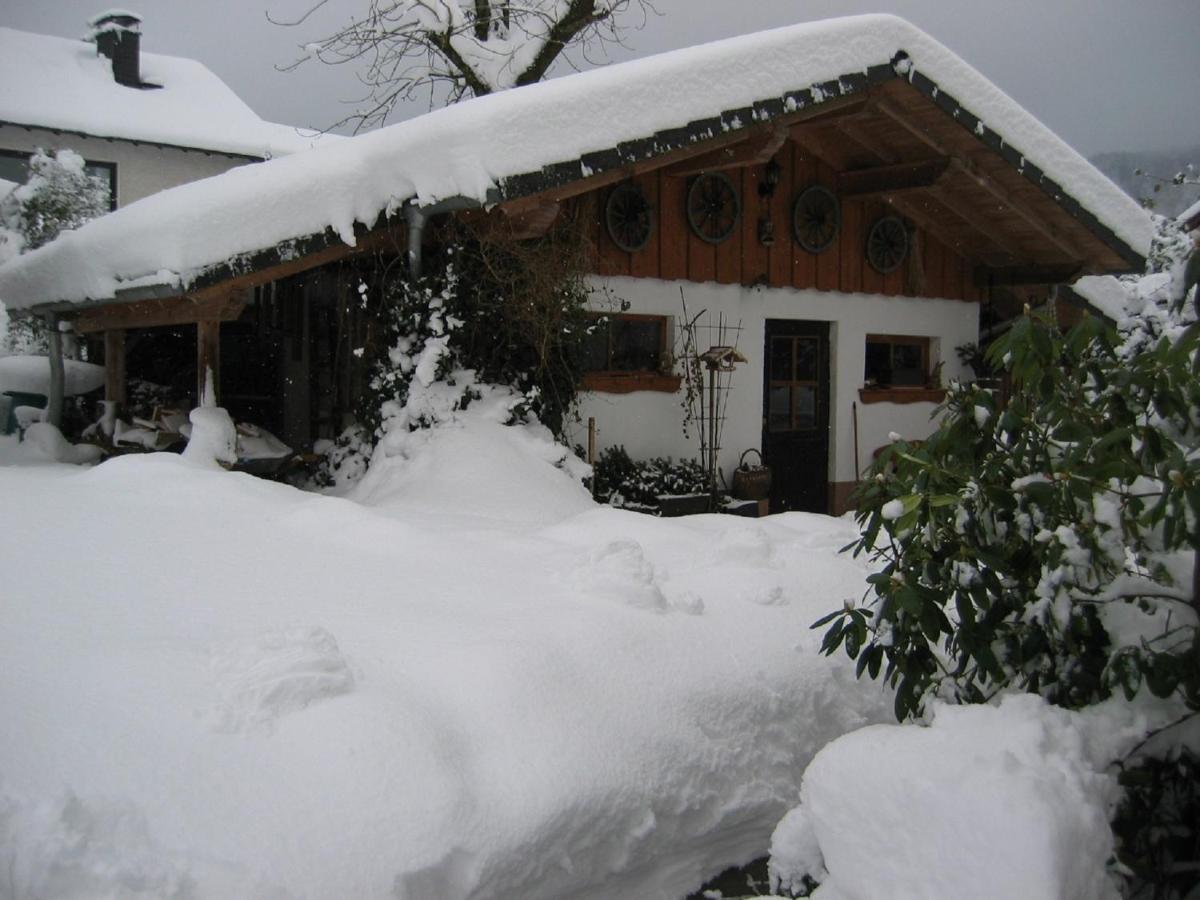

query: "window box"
(858, 387), (946, 405)
(582, 371), (681, 394)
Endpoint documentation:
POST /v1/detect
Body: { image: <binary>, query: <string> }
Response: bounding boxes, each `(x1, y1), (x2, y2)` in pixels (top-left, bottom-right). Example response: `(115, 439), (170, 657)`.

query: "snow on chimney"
(88, 10), (144, 88)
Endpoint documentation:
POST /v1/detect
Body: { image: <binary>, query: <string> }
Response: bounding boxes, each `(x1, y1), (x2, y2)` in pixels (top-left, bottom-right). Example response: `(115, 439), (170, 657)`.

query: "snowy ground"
(0, 428), (890, 899)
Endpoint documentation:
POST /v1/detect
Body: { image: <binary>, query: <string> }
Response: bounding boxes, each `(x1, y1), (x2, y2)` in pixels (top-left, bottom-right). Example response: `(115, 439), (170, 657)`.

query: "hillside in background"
(1091, 145), (1200, 218)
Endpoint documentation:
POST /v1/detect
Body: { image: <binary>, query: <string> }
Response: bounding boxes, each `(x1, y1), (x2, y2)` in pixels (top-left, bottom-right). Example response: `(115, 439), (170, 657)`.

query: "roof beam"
(926, 186), (1024, 259)
(882, 194), (995, 264)
(872, 96), (1091, 263)
(837, 157), (952, 197)
(664, 122), (789, 177)
(948, 161), (1086, 261)
(72, 288), (249, 334)
(973, 264), (1085, 287)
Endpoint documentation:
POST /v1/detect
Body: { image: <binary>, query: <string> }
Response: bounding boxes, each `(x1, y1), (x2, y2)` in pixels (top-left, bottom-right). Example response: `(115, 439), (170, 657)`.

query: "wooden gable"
(492, 77), (1137, 305)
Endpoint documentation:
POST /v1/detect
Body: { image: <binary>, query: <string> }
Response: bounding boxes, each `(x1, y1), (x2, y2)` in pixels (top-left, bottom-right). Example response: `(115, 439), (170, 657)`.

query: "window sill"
(582, 372), (682, 394)
(858, 387), (946, 405)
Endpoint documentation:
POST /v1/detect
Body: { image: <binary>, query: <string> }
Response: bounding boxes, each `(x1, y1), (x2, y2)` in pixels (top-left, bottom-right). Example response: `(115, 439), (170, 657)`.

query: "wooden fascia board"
(837, 157), (952, 197)
(72, 289), (250, 334)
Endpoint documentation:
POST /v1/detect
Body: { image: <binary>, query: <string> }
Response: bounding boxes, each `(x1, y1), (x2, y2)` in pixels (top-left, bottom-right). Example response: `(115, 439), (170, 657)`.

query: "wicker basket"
(731, 448), (772, 500)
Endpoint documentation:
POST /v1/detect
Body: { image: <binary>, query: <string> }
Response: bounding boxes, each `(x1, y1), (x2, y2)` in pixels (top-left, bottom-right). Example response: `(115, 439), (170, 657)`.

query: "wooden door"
(762, 320), (831, 513)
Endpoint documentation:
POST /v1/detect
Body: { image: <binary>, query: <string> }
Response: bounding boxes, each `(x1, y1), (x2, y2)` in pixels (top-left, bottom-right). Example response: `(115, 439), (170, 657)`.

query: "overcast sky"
(2, 0), (1197, 157)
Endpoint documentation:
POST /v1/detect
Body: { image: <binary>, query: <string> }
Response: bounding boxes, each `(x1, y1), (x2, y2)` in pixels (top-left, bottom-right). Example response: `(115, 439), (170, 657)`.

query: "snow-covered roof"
(0, 14), (1154, 313)
(1067, 275), (1129, 322)
(0, 25), (329, 159)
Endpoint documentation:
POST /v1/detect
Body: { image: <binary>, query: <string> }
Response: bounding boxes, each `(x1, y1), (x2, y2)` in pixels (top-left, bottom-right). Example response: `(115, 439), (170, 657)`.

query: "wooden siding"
(589, 140), (984, 303)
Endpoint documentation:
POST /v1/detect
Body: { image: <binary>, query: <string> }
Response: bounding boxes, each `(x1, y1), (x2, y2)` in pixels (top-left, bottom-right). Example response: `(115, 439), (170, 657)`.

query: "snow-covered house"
(0, 15), (1150, 513)
(0, 12), (325, 209)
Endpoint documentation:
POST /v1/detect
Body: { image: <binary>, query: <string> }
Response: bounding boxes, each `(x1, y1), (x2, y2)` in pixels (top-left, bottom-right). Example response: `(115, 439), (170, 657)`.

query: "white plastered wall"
(572, 276), (979, 491)
(0, 124), (256, 207)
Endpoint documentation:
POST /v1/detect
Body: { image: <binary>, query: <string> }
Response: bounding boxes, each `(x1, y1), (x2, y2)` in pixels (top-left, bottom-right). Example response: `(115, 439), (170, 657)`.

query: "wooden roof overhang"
(55, 50), (1144, 332)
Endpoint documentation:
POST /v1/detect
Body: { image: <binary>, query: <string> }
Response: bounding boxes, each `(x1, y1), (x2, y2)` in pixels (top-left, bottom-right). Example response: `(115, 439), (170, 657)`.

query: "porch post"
(104, 329), (126, 408)
(196, 319), (220, 406)
(45, 314), (64, 427)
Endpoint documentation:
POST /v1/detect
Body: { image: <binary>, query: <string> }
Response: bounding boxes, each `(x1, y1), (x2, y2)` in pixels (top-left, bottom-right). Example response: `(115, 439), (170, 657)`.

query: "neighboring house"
(0, 15), (1150, 514)
(0, 12), (326, 209)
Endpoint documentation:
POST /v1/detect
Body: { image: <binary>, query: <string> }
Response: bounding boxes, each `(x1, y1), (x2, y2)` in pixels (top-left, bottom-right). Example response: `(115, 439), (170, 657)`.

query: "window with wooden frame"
(860, 334), (945, 404)
(581, 313), (681, 393)
(0, 149), (117, 210)
(865, 334), (931, 387)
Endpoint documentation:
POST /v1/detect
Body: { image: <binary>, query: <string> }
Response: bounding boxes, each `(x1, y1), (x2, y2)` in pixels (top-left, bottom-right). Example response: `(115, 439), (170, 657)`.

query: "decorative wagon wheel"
(792, 185), (840, 253)
(866, 215), (909, 274)
(605, 182), (654, 252)
(686, 172), (740, 244)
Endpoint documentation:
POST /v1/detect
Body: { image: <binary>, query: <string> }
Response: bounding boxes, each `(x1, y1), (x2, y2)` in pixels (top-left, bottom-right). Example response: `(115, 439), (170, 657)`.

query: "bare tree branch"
(272, 0), (657, 132)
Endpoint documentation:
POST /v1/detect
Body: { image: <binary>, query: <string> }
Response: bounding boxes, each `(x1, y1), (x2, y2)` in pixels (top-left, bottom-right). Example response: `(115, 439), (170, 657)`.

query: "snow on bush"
(770, 695), (1139, 900)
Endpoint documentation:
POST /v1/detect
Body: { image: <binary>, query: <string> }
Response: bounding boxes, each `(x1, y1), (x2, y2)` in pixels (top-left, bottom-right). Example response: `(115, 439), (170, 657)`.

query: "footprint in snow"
(207, 625), (355, 732)
(573, 539), (668, 612)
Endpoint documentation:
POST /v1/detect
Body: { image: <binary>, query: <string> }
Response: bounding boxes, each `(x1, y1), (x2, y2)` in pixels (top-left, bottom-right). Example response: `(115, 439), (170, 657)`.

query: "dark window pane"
(609, 318), (661, 371)
(768, 385), (791, 431)
(795, 386), (816, 428)
(865, 340), (892, 384)
(891, 342), (925, 385)
(582, 321), (611, 372)
(794, 337), (818, 381)
(0, 153), (28, 184)
(769, 337), (793, 381)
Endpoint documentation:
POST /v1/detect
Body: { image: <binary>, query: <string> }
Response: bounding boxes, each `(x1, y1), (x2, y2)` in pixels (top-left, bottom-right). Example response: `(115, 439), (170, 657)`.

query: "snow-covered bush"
(1, 148), (110, 354)
(323, 220), (593, 490)
(0, 148), (108, 252)
(590, 444), (709, 513)
(814, 215), (1199, 896)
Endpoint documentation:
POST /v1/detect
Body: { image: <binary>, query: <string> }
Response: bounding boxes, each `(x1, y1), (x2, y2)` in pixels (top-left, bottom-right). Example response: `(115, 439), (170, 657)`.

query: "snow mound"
(770, 694), (1121, 900)
(0, 788), (195, 899)
(181, 405), (237, 467)
(574, 538), (669, 611)
(17, 422), (104, 465)
(209, 626), (355, 732)
(351, 380), (594, 529)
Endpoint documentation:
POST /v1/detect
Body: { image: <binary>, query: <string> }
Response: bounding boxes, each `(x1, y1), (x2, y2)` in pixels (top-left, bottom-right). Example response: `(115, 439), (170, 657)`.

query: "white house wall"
(576, 276), (979, 504)
(0, 124), (255, 207)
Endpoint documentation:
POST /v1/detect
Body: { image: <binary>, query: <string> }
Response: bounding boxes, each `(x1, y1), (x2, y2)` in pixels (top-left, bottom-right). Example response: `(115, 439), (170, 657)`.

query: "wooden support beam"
(104, 329), (126, 407)
(46, 315), (64, 428)
(664, 123), (789, 177)
(973, 263), (1085, 287)
(837, 157), (952, 197)
(788, 124), (853, 172)
(949, 160), (1085, 261)
(495, 199), (562, 239)
(872, 97), (950, 156)
(196, 319), (220, 406)
(927, 186), (1025, 259)
(73, 289), (249, 334)
(883, 194), (992, 263)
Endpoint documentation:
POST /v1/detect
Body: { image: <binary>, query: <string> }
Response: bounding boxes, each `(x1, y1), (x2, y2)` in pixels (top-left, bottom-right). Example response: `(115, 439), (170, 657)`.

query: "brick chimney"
(88, 11), (144, 88)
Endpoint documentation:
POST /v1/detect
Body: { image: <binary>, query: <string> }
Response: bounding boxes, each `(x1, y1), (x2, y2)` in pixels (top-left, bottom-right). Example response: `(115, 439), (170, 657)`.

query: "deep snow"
(0, 427), (891, 899)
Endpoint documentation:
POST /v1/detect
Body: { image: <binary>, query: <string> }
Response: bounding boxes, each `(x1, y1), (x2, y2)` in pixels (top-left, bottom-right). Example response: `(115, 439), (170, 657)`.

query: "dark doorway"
(762, 319), (831, 513)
